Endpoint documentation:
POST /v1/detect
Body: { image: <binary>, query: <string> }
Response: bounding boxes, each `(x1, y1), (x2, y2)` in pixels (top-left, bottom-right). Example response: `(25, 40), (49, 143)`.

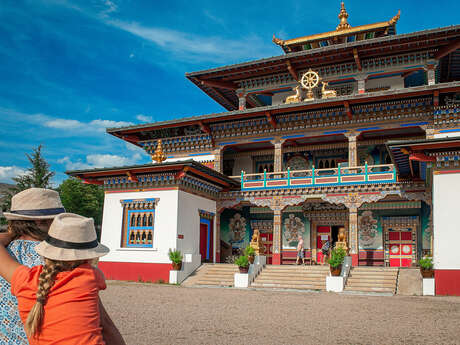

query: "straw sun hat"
(35, 213), (109, 261)
(3, 188), (66, 220)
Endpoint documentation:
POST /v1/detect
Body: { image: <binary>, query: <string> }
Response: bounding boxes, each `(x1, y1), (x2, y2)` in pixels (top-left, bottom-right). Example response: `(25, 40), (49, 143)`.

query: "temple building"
(68, 3), (460, 295)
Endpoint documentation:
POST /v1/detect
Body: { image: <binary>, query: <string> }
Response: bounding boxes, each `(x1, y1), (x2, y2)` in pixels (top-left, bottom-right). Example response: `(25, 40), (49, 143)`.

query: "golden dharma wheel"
(300, 69), (320, 90)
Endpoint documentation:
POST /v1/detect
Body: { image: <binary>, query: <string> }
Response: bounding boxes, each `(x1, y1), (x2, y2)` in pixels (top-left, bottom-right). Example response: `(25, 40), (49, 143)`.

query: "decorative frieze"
(433, 105), (460, 129)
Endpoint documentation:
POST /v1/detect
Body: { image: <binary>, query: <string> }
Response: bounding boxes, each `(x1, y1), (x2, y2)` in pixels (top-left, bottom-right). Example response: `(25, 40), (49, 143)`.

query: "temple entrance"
(316, 225), (343, 263)
(388, 230), (413, 267)
(382, 216), (418, 267)
(199, 219), (213, 262)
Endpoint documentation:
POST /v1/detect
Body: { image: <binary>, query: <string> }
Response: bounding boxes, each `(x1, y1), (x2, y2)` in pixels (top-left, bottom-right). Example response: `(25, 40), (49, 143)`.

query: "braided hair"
(25, 258), (86, 337)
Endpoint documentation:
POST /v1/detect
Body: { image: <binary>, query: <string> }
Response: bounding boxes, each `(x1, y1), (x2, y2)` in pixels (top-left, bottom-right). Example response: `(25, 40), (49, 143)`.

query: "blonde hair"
(25, 258), (86, 337)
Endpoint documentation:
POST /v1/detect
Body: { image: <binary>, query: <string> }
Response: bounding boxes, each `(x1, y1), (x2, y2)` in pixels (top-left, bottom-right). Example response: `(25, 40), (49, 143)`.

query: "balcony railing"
(230, 163), (396, 191)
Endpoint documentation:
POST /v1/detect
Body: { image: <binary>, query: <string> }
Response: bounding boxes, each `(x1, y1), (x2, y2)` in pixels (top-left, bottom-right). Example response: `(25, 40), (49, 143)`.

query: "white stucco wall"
(433, 172), (460, 269)
(99, 189), (179, 264)
(434, 132), (460, 139)
(233, 156), (253, 175)
(164, 154), (215, 163)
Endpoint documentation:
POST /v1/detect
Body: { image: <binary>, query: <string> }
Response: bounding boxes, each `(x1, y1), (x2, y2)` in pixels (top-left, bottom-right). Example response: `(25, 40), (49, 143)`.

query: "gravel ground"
(100, 281), (460, 345)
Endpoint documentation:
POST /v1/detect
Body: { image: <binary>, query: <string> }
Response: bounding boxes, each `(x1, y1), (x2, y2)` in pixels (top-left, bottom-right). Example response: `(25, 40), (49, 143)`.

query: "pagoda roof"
(387, 137), (460, 178)
(107, 81), (460, 143)
(273, 3), (401, 53)
(186, 25), (460, 110)
(66, 160), (239, 188)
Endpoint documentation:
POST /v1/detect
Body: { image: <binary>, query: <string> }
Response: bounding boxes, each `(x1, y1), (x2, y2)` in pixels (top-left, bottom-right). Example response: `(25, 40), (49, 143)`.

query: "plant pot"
(330, 264), (342, 276)
(239, 266), (249, 274)
(172, 262), (182, 271)
(420, 268), (434, 278)
(248, 255), (255, 264)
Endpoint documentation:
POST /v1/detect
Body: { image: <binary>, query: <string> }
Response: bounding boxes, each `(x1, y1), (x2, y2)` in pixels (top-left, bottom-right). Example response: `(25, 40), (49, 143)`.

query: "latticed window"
(120, 198), (159, 248)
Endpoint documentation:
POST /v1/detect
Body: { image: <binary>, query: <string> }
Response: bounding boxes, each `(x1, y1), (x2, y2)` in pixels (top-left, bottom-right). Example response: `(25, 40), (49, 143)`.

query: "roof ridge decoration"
(336, 2), (351, 31)
(273, 3), (401, 53)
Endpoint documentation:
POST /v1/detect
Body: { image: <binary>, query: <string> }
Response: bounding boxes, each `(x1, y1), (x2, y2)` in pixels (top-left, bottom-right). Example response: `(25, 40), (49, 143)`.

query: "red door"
(317, 226), (331, 263)
(200, 223), (207, 262)
(199, 221), (214, 263)
(260, 232), (273, 264)
(389, 230), (413, 267)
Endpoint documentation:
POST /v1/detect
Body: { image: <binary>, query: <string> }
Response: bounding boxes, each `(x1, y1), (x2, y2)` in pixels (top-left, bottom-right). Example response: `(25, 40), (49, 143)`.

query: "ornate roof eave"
(106, 81), (460, 139)
(272, 10), (401, 49)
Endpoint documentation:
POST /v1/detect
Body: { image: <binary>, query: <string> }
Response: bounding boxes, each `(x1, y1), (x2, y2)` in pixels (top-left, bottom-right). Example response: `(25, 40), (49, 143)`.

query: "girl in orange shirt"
(0, 213), (122, 345)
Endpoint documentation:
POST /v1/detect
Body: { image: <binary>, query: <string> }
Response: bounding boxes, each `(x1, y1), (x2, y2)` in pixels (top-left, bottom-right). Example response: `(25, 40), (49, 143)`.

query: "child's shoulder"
(71, 264), (106, 291)
(7, 240), (43, 267)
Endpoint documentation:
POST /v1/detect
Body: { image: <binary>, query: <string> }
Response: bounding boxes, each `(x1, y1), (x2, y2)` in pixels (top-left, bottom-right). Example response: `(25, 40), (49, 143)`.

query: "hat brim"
(3, 212), (58, 221)
(34, 241), (110, 261)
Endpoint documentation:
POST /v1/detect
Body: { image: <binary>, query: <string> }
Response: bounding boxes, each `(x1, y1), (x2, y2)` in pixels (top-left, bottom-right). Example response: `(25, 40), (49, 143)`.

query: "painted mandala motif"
(390, 245), (399, 254)
(358, 211), (379, 248)
(283, 213), (305, 245)
(228, 213), (246, 243)
(402, 245), (411, 254)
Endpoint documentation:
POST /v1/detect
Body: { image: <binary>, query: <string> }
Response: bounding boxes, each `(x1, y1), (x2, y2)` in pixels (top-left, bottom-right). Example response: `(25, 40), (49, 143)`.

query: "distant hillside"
(0, 183), (14, 197)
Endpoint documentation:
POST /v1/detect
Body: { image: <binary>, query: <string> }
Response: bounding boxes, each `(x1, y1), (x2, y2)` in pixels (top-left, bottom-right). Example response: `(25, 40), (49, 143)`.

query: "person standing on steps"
(296, 235), (306, 265)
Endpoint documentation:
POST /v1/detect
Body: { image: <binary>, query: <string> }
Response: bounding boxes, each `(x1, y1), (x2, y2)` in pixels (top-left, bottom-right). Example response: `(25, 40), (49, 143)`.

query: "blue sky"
(0, 0), (459, 185)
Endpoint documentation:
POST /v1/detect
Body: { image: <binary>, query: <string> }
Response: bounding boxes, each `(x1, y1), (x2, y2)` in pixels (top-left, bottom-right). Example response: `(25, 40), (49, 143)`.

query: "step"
(344, 286), (395, 293)
(252, 282), (325, 290)
(347, 276), (397, 282)
(257, 272), (328, 277)
(255, 277), (325, 284)
(346, 282), (396, 288)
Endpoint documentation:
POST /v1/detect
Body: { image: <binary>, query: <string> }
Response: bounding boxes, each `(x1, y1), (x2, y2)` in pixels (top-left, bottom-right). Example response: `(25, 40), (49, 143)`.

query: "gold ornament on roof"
(321, 81), (337, 99)
(284, 85), (302, 104)
(336, 2), (351, 31)
(300, 69), (320, 101)
(151, 139), (166, 163)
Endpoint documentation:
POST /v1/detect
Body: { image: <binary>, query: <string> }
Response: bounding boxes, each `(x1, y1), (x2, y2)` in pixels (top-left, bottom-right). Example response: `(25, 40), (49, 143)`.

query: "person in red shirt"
(0, 213), (123, 345)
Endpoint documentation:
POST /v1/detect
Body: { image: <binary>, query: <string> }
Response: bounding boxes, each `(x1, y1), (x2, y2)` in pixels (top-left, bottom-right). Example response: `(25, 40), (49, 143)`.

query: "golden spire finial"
(389, 9), (401, 25)
(151, 139), (166, 163)
(336, 2), (351, 31)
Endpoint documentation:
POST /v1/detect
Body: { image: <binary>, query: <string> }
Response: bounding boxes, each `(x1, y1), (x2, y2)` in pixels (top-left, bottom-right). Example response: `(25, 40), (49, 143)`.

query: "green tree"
(57, 178), (105, 227)
(1, 145), (55, 219)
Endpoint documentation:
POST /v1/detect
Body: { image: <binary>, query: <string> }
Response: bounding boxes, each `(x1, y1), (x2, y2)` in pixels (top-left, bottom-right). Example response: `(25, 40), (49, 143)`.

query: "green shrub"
(235, 255), (249, 268)
(328, 247), (346, 268)
(244, 245), (256, 257)
(168, 249), (183, 264)
(419, 256), (433, 270)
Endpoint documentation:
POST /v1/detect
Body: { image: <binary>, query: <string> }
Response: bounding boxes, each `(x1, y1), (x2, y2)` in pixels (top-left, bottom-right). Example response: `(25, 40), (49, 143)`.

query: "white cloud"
(44, 119), (83, 129)
(89, 119), (134, 131)
(106, 20), (278, 63)
(136, 114), (153, 123)
(0, 166), (26, 183)
(59, 152), (144, 171)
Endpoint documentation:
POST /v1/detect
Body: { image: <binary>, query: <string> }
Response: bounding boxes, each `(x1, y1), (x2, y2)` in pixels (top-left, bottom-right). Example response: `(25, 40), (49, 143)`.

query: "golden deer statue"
(285, 86), (302, 104)
(321, 81), (337, 99)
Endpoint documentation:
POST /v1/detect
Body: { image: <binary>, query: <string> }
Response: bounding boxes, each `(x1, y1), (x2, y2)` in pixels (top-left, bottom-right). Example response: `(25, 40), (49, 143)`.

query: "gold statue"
(250, 229), (263, 255)
(151, 139), (166, 163)
(321, 81), (337, 99)
(335, 226), (348, 253)
(284, 85), (302, 104)
(300, 69), (320, 101)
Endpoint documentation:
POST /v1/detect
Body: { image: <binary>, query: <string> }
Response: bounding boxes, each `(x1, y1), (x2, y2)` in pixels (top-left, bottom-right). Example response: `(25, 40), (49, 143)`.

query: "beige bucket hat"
(35, 213), (109, 261)
(3, 188), (65, 220)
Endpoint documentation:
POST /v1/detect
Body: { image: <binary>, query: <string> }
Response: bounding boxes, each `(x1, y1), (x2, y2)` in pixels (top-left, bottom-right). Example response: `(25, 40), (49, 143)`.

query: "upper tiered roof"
(272, 2), (400, 53)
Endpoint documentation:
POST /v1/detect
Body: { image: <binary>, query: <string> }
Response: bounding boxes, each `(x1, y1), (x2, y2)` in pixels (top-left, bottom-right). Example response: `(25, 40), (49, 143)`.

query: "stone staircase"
(344, 267), (399, 294)
(251, 265), (329, 291)
(183, 263), (238, 287)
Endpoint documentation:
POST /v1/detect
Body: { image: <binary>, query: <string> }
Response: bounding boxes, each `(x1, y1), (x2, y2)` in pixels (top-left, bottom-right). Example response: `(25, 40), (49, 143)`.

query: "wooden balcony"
(230, 164), (396, 191)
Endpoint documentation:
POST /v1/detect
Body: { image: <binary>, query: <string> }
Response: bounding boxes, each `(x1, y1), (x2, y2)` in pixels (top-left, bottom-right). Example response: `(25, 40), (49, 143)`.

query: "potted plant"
(245, 245), (256, 264)
(328, 247), (346, 276)
(168, 249), (183, 271)
(419, 256), (434, 278)
(235, 255), (250, 273)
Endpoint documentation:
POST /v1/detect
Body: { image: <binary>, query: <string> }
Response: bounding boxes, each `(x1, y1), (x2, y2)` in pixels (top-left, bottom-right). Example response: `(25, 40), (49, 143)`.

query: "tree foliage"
(1, 145), (54, 215)
(57, 178), (104, 227)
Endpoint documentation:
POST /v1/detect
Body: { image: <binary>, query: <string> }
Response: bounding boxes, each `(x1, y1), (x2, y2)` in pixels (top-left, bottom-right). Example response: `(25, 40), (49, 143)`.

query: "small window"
(120, 199), (158, 248)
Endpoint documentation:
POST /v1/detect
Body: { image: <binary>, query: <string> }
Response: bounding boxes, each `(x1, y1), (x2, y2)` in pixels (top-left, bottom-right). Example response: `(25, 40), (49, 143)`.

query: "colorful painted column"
(355, 74), (367, 94)
(424, 61), (437, 86)
(215, 211), (221, 263)
(349, 206), (359, 266)
(213, 147), (223, 173)
(272, 208), (282, 265)
(345, 131), (358, 167)
(238, 93), (247, 110)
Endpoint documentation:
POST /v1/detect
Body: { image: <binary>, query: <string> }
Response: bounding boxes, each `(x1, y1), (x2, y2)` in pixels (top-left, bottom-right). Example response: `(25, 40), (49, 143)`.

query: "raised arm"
(0, 243), (21, 283)
(99, 298), (126, 345)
